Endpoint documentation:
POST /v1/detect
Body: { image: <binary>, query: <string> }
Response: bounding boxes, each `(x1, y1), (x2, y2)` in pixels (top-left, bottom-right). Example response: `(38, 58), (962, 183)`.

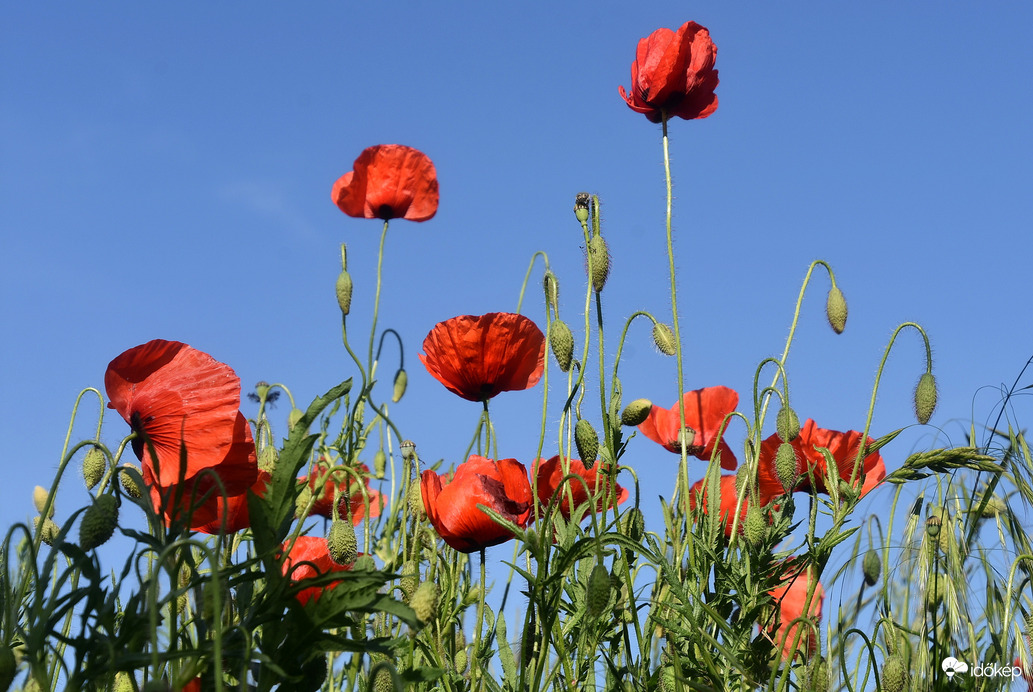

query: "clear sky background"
(3, 2), (1032, 632)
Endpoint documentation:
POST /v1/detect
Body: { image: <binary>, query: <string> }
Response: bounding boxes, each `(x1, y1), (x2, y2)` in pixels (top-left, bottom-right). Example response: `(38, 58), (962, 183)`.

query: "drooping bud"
(651, 322), (677, 356)
(586, 563), (611, 618)
(881, 655), (910, 692)
(620, 399), (652, 426)
(575, 419), (599, 468)
(587, 235), (610, 292)
(862, 549), (881, 586)
(913, 372), (937, 425)
(826, 285), (848, 334)
(549, 320), (575, 372)
(743, 503), (767, 546)
(33, 486), (52, 517)
(623, 507), (645, 542)
(33, 516), (60, 546)
(776, 405), (800, 442)
(574, 192), (591, 224)
(287, 407), (304, 432)
(391, 368), (408, 403)
(83, 447), (107, 490)
(775, 442), (799, 492)
(258, 445), (278, 472)
(327, 519), (357, 565)
(119, 464), (143, 499)
(373, 450), (387, 479)
(543, 270), (560, 315)
(400, 440), (416, 462)
(79, 493), (119, 551)
(335, 269), (353, 315)
(399, 560), (419, 601)
(806, 656), (829, 692)
(411, 581), (440, 624)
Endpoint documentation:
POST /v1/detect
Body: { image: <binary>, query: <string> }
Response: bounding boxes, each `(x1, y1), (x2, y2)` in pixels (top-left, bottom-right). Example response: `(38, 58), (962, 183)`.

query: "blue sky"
(3, 2), (1032, 624)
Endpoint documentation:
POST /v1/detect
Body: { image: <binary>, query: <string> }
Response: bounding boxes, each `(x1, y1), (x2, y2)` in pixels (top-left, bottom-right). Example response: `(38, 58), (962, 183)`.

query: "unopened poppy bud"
(33, 516), (60, 546)
(411, 581), (440, 624)
(807, 656), (829, 692)
(373, 450), (387, 479)
(453, 647), (468, 675)
(913, 372), (937, 425)
(862, 549), (881, 586)
(574, 192), (591, 224)
(392, 368), (408, 403)
(587, 235), (610, 292)
(549, 320), (575, 372)
(288, 407), (304, 432)
(620, 398), (652, 426)
(881, 655), (910, 692)
(826, 285), (848, 334)
(258, 445), (278, 472)
(623, 507), (645, 541)
(652, 322), (677, 356)
(295, 486), (313, 518)
(399, 560), (419, 601)
(33, 486), (52, 517)
(354, 555), (375, 571)
(327, 519), (357, 565)
(575, 418), (599, 468)
(543, 270), (560, 315)
(79, 493), (118, 551)
(743, 504), (767, 546)
(775, 442), (799, 492)
(113, 672), (135, 692)
(407, 481), (424, 518)
(336, 269), (353, 315)
(119, 464), (142, 498)
(586, 563), (611, 618)
(776, 405), (800, 442)
(734, 463), (751, 497)
(400, 440), (416, 462)
(83, 447), (106, 490)
(0, 646), (16, 692)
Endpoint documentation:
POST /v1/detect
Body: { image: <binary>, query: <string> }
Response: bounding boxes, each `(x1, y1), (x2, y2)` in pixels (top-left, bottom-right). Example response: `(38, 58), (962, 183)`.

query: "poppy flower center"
(376, 203), (396, 219)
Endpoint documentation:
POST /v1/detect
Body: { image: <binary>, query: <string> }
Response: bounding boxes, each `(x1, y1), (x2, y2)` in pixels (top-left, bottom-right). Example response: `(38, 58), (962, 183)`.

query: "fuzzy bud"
(881, 655), (910, 692)
(543, 270), (560, 315)
(586, 563), (611, 618)
(411, 581), (440, 624)
(574, 192), (591, 224)
(33, 516), (59, 546)
(776, 405), (800, 442)
(83, 447), (107, 490)
(288, 407), (304, 432)
(407, 481), (424, 518)
(391, 368), (408, 403)
(119, 464), (143, 498)
(913, 372), (937, 425)
(652, 323), (677, 356)
(79, 493), (118, 551)
(549, 320), (575, 372)
(862, 549), (881, 586)
(743, 503), (767, 546)
(335, 269), (353, 315)
(454, 647), (468, 675)
(826, 285), (848, 334)
(258, 445), (278, 472)
(775, 442), (799, 493)
(33, 486), (52, 517)
(587, 235), (610, 292)
(623, 507), (645, 542)
(373, 450), (387, 479)
(620, 398), (652, 426)
(735, 463), (751, 497)
(575, 418), (599, 468)
(327, 519), (357, 565)
(399, 560), (419, 601)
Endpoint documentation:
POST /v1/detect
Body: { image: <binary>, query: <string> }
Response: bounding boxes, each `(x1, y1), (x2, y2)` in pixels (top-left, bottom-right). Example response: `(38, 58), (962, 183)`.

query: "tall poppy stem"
(367, 220), (390, 377)
(474, 548), (487, 691)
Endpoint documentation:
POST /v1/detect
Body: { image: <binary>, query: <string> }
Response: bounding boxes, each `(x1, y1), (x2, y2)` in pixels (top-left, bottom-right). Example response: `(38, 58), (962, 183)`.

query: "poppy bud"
(862, 549), (881, 586)
(33, 486), (52, 517)
(807, 656), (829, 692)
(913, 372), (937, 425)
(259, 445), (278, 472)
(79, 493), (118, 551)
(294, 486), (313, 519)
(586, 563), (611, 618)
(652, 322), (677, 356)
(0, 645), (16, 692)
(119, 464), (143, 498)
(399, 560), (419, 601)
(776, 405), (800, 442)
(328, 519), (357, 565)
(574, 192), (591, 224)
(400, 440), (416, 462)
(83, 447), (106, 490)
(543, 271), (560, 315)
(336, 269), (353, 316)
(775, 442), (799, 492)
(734, 463), (751, 497)
(392, 368), (408, 403)
(587, 235), (610, 292)
(287, 407), (304, 432)
(620, 398), (652, 426)
(575, 419), (599, 468)
(623, 507), (645, 541)
(881, 655), (910, 692)
(113, 672), (134, 692)
(33, 516), (59, 546)
(454, 647), (468, 675)
(743, 503), (767, 546)
(411, 581), (440, 624)
(373, 450), (387, 479)
(826, 285), (848, 334)
(372, 663), (395, 692)
(549, 320), (575, 372)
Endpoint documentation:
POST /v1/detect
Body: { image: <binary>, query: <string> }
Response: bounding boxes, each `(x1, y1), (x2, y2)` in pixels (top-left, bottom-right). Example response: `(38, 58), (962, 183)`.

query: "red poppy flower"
(298, 459), (384, 525)
(768, 565), (824, 660)
(419, 313), (546, 402)
(331, 144), (439, 222)
(688, 474), (775, 538)
(175, 469), (270, 535)
(281, 535), (354, 605)
(757, 420), (886, 498)
(619, 21), (719, 123)
(420, 456), (533, 552)
(638, 386), (738, 469)
(105, 340), (259, 526)
(533, 456), (629, 519)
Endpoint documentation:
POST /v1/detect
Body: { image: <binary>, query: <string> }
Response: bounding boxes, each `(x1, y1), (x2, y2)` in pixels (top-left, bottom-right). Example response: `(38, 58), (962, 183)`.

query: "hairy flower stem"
(367, 220), (391, 378)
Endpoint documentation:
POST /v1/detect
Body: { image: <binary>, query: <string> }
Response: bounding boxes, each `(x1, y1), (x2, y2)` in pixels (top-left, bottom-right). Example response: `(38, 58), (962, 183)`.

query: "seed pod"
(775, 442), (799, 492)
(258, 445), (278, 472)
(32, 486), (51, 517)
(400, 440), (416, 462)
(119, 464), (143, 498)
(573, 192), (591, 224)
(620, 398), (652, 426)
(33, 517), (60, 546)
(913, 372), (937, 425)
(335, 269), (353, 315)
(925, 515), (941, 538)
(574, 418), (599, 468)
(411, 581), (440, 623)
(399, 560), (419, 601)
(826, 285), (848, 334)
(79, 494), (119, 551)
(652, 323), (677, 356)
(373, 450), (387, 479)
(862, 549), (881, 586)
(549, 320), (575, 372)
(743, 503), (767, 546)
(543, 270), (560, 315)
(392, 368), (408, 403)
(776, 405), (800, 442)
(881, 655), (910, 692)
(587, 235), (610, 292)
(83, 447), (107, 490)
(586, 563), (611, 618)
(327, 519), (357, 565)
